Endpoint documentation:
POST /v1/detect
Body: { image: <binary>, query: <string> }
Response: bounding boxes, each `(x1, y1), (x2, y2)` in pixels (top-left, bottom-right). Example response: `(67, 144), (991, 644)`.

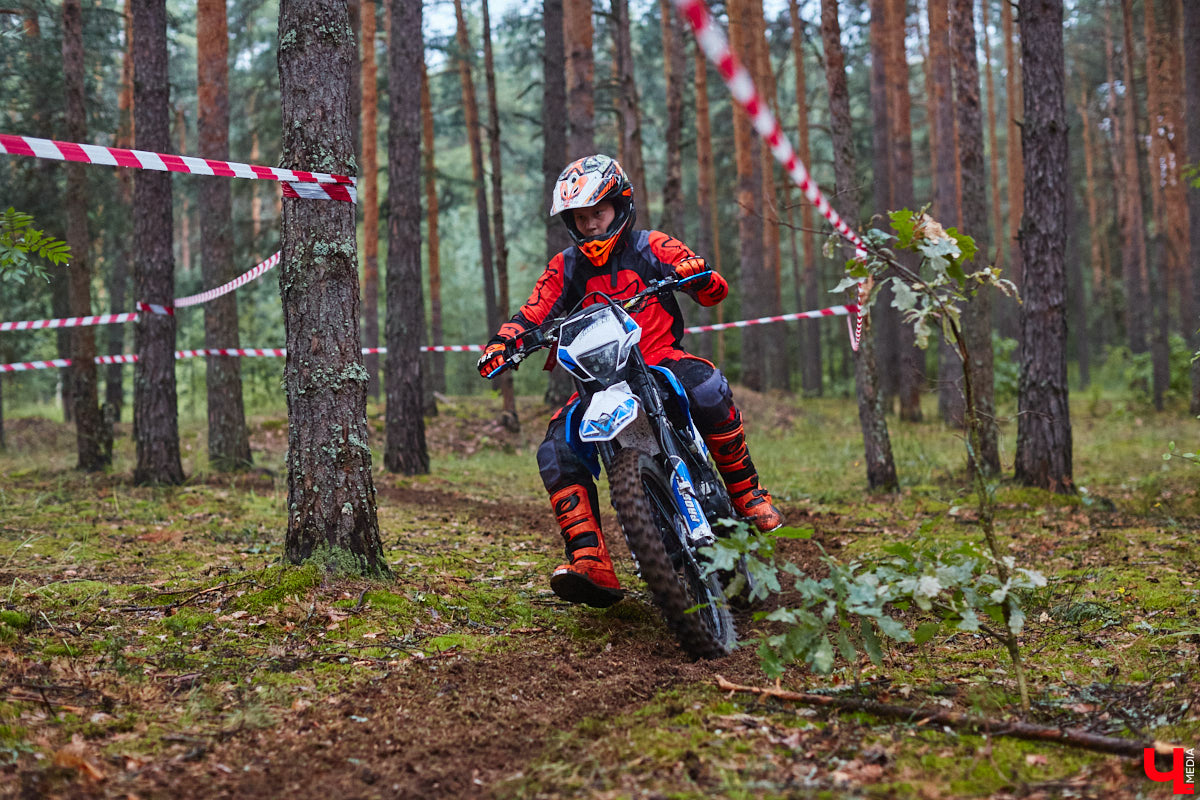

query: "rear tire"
(609, 448), (735, 659)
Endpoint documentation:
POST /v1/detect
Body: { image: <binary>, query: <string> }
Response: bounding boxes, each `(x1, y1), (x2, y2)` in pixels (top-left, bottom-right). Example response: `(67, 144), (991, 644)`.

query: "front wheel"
(609, 448), (735, 659)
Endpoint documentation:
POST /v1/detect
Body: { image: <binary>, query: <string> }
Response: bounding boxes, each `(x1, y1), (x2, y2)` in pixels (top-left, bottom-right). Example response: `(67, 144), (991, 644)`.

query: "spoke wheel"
(609, 448), (734, 659)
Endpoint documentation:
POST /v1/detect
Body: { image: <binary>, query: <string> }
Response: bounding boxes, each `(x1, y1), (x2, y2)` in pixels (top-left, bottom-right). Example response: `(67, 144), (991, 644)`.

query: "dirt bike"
(491, 273), (747, 659)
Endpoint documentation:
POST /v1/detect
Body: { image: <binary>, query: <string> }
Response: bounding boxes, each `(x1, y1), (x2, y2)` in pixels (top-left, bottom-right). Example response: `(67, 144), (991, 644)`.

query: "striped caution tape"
(0, 303), (858, 372)
(0, 134), (356, 203)
(1, 253), (280, 331)
(670, 0), (868, 351)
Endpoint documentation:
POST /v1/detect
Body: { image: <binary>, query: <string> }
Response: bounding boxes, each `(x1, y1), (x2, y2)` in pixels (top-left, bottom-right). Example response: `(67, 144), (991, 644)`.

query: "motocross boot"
(548, 484), (624, 608)
(703, 408), (785, 533)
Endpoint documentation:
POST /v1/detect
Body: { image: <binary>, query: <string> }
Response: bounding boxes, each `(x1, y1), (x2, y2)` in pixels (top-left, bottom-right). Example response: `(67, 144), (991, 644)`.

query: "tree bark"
(822, 0), (898, 492)
(790, 0), (821, 396)
(278, 0), (388, 572)
(1143, 0), (1191, 340)
(951, 0), (999, 474)
(361, 0), (380, 399)
(692, 42), (717, 363)
(659, 0), (686, 236)
(421, 63), (445, 396)
(1077, 89), (1108, 366)
(564, 0), (595, 157)
(543, 0), (574, 407)
(887, 0), (923, 421)
(132, 0), (184, 485)
(749, 0), (789, 392)
(1184, 0), (1200, 415)
(482, 0), (516, 425)
(198, 0), (251, 471)
(63, 0), (105, 471)
(613, 0), (648, 207)
(383, 0), (430, 477)
(1000, 0), (1023, 336)
(175, 107), (191, 274)
(1014, 0), (1072, 493)
(929, 0), (965, 428)
(107, 0), (135, 422)
(732, 0), (765, 391)
(981, 0), (1002, 268)
(869, 0), (898, 408)
(1118, 0), (1149, 354)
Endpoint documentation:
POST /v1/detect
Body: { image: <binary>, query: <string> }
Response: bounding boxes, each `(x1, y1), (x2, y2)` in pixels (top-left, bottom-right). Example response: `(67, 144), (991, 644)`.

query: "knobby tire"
(609, 448), (734, 660)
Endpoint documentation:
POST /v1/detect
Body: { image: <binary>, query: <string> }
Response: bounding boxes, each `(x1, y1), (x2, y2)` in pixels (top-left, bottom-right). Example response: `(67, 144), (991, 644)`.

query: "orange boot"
(703, 408), (785, 532)
(548, 484), (624, 608)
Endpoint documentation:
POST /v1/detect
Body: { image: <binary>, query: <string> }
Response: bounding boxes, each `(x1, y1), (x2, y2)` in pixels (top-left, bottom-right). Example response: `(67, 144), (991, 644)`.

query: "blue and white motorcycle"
(496, 275), (742, 659)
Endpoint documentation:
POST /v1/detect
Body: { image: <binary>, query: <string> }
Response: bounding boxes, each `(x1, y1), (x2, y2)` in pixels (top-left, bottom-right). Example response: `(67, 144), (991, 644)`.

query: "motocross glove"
(674, 257), (728, 306)
(477, 340), (507, 379)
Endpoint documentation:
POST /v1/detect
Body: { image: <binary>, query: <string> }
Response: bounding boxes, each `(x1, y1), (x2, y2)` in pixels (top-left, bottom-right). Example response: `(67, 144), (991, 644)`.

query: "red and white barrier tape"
(1, 253), (279, 331)
(684, 304), (859, 334)
(0, 312), (139, 332)
(1, 302), (860, 372)
(175, 251), (281, 308)
(670, 0), (868, 351)
(0, 134), (356, 203)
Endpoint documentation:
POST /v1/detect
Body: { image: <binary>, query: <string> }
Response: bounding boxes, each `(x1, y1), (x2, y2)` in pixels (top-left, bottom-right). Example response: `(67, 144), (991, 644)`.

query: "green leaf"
(875, 615), (913, 642)
(861, 619), (884, 667)
(830, 275), (861, 294)
(810, 636), (835, 674)
(889, 209), (917, 248)
(771, 526), (814, 540)
(947, 227), (978, 264)
(890, 278), (920, 314)
(836, 627), (857, 664)
(757, 640), (785, 680)
(913, 621), (941, 646)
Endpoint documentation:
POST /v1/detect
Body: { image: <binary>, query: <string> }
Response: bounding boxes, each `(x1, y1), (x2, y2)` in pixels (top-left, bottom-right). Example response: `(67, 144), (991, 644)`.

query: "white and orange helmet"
(550, 154), (636, 267)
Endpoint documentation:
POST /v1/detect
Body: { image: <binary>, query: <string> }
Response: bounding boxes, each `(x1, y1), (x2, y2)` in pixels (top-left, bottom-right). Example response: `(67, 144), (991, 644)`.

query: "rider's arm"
(492, 252), (570, 343)
(646, 231), (729, 307)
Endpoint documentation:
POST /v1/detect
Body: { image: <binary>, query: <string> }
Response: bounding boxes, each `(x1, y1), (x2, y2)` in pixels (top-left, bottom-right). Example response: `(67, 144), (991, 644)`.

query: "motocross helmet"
(550, 154), (636, 268)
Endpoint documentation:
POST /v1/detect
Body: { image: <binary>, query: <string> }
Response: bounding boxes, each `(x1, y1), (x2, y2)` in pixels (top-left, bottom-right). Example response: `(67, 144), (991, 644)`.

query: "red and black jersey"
(496, 230), (728, 366)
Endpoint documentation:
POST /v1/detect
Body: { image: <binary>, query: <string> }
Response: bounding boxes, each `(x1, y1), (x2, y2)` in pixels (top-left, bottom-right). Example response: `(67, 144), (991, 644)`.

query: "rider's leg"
(538, 415), (624, 608)
(662, 356), (785, 533)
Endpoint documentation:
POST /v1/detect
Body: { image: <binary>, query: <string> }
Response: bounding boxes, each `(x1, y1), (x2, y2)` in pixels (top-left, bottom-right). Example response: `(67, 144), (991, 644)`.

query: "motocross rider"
(477, 154), (784, 609)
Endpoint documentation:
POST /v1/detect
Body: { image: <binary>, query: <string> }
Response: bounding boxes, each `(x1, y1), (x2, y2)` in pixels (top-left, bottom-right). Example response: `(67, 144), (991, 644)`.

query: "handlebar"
(484, 272), (710, 379)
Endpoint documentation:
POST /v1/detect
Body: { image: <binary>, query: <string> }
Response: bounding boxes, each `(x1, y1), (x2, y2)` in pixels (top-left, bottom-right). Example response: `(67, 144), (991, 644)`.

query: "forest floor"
(0, 388), (1198, 799)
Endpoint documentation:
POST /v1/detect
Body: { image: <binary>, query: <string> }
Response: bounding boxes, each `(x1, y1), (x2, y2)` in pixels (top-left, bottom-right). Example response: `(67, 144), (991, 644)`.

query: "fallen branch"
(715, 675), (1183, 759)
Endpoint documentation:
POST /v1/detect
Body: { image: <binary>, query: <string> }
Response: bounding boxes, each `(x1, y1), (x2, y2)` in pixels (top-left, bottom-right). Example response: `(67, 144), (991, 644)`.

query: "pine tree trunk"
(421, 64), (446, 396)
(951, 0), (999, 474)
(198, 0), (250, 472)
(1119, 0), (1149, 354)
(732, 0), (765, 391)
(929, 0), (965, 427)
(63, 0), (105, 471)
(692, 42), (716, 363)
(1144, 0), (1191, 340)
(543, 0), (574, 408)
(869, 0), (898, 408)
(982, 0), (1003, 267)
(175, 107), (191, 274)
(613, 0), (648, 207)
(749, 0), (789, 392)
(790, 0), (821, 396)
(887, 0), (923, 421)
(1014, 0), (1072, 493)
(659, 0), (686, 235)
(278, 0), (388, 572)
(822, 0), (898, 492)
(383, 0), (430, 477)
(564, 0), (595, 156)
(132, 0), (184, 485)
(1077, 91), (1109, 361)
(107, 0), (135, 422)
(1184, 0), (1200, 415)
(998, 0), (1027, 338)
(361, 0), (381, 399)
(482, 0), (516, 425)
